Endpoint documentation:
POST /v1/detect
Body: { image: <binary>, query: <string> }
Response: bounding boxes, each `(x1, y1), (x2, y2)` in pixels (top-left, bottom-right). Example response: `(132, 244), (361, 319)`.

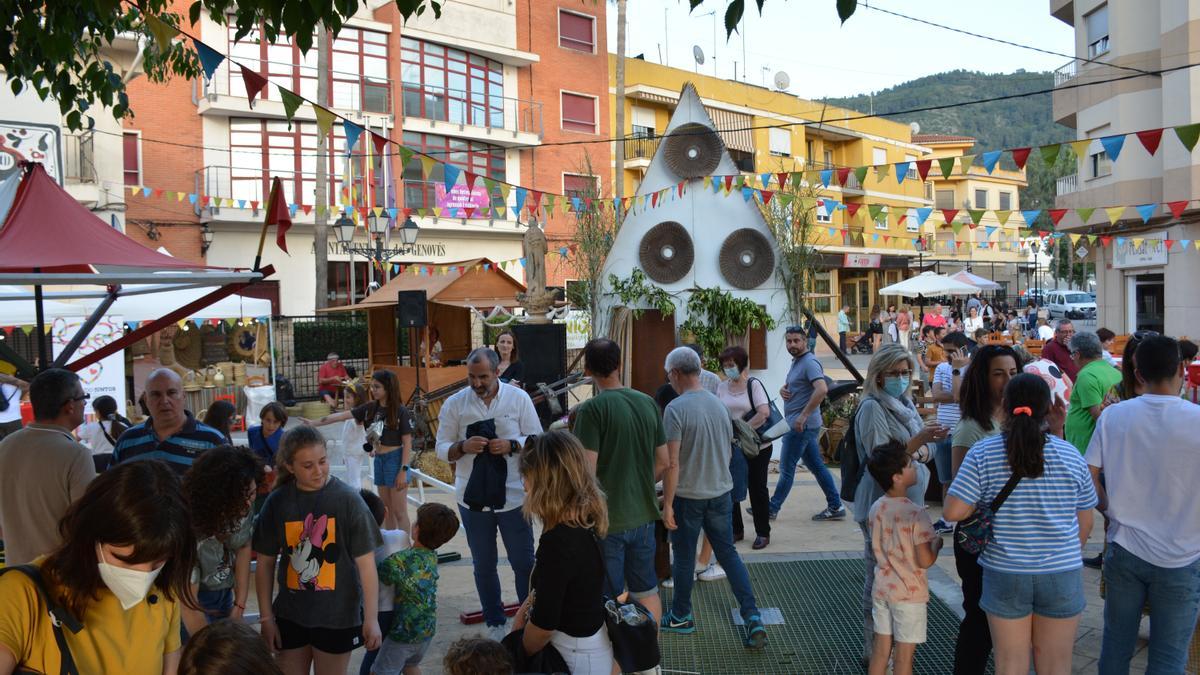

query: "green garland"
(679, 287), (776, 371)
(606, 270), (677, 318)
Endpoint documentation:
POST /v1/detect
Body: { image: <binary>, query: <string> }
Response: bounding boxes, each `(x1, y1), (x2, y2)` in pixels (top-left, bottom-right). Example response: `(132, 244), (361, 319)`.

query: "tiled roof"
(911, 133), (976, 145)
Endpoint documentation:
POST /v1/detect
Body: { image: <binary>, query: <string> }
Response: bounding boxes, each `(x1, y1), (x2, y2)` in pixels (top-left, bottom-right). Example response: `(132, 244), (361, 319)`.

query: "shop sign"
(0, 121), (62, 184)
(436, 184), (490, 213)
(843, 253), (882, 269)
(320, 240), (448, 257)
(1113, 232), (1167, 269)
(51, 314), (125, 405)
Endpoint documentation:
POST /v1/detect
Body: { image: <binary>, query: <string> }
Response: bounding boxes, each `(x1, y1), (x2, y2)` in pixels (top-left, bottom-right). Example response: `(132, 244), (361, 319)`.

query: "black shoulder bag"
(955, 472), (1023, 555)
(592, 533), (660, 672)
(0, 565), (82, 675)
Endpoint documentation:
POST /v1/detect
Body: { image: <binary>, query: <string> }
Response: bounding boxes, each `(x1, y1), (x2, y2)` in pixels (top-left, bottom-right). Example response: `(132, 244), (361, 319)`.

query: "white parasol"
(879, 271), (979, 297)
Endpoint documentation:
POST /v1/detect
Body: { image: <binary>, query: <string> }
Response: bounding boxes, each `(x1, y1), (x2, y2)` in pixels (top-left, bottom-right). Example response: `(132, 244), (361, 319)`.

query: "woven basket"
(413, 450), (454, 485)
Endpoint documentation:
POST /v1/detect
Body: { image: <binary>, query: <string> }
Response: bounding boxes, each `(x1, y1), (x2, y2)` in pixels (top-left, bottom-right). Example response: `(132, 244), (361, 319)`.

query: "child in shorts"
(359, 490), (412, 675)
(372, 503), (460, 675)
(866, 440), (942, 675)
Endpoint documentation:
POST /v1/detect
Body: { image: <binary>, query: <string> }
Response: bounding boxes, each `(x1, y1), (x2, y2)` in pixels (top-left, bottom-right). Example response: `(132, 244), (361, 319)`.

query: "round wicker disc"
(719, 228), (775, 289)
(639, 221), (694, 283)
(663, 123), (722, 179)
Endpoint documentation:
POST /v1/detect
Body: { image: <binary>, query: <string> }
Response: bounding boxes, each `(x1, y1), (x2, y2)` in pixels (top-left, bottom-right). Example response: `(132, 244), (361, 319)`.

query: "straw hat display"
(174, 328), (203, 371)
(227, 325), (257, 361)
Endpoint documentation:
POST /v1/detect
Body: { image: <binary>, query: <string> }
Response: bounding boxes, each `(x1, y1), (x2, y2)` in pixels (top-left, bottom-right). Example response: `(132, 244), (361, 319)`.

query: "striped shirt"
(112, 412), (225, 475)
(933, 362), (961, 428)
(948, 433), (1097, 574)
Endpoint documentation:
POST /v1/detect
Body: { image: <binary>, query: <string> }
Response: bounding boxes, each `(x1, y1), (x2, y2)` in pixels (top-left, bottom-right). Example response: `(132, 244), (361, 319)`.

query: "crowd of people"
(0, 298), (1196, 674)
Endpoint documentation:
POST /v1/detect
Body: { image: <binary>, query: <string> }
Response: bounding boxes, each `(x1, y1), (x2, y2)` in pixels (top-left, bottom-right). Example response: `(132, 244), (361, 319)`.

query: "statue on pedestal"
(517, 218), (557, 323)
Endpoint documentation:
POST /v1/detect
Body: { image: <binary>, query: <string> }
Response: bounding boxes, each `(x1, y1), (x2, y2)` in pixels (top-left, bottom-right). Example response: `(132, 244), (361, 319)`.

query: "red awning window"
(122, 133), (140, 186)
(559, 11), (594, 53)
(561, 92), (597, 134)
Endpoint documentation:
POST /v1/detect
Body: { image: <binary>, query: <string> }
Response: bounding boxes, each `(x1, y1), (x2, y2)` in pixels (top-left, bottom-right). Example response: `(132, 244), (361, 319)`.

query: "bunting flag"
(937, 157), (956, 179)
(819, 169), (832, 188)
(853, 166), (868, 186)
(981, 151), (1002, 174)
(1104, 206), (1125, 224)
(1135, 203), (1157, 223)
(941, 209), (959, 225)
(875, 163), (891, 183)
(915, 207), (932, 226)
(1048, 209), (1068, 226)
(343, 120), (364, 155)
(1011, 147), (1031, 170)
(239, 65), (269, 108)
(1076, 207), (1096, 224)
(958, 155), (974, 175)
(1100, 134), (1126, 162)
(279, 86), (303, 122)
(1168, 200), (1188, 219)
(1067, 139), (1091, 161)
(836, 167), (851, 186)
(1021, 209), (1042, 225)
(313, 105), (336, 137)
(995, 210), (1011, 226)
(144, 14), (179, 52)
(264, 176), (292, 255)
(1040, 144), (1061, 166)
(916, 159), (932, 181)
(967, 209), (985, 225)
(1177, 123), (1200, 153)
(895, 162), (910, 184)
(1137, 128), (1164, 156)
(193, 39), (224, 80)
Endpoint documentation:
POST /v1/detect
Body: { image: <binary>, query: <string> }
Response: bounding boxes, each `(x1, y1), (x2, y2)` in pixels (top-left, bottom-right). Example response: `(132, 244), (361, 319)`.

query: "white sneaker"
(662, 577), (674, 589)
(485, 621), (509, 642)
(697, 562), (726, 582)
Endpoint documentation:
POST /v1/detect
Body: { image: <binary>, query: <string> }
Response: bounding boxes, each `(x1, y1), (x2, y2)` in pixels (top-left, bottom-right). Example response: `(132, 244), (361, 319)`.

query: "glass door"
(1130, 273), (1164, 333)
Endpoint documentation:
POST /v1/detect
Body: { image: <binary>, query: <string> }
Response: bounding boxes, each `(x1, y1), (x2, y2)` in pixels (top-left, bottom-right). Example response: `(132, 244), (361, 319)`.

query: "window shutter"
(559, 11), (594, 52)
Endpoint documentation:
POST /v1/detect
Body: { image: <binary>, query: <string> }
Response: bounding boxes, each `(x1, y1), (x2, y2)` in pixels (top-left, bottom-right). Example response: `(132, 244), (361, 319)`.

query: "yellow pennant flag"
(1104, 206), (1126, 224)
(314, 106), (337, 137)
(1069, 139), (1091, 160)
(420, 156), (438, 180)
(431, 207), (442, 218)
(875, 163), (892, 183)
(994, 210), (1012, 226)
(1069, 233), (1083, 244)
(176, 192), (185, 202)
(143, 15), (180, 53)
(1131, 238), (1144, 246)
(959, 155), (975, 175)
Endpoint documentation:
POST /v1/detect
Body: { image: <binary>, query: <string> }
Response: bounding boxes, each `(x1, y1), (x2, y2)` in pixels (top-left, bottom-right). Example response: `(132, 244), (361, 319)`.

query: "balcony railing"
(197, 166), (382, 210)
(1056, 172), (1079, 196)
(201, 58), (391, 114)
(63, 131), (96, 184)
(400, 83), (542, 138)
(625, 136), (660, 160)
(1054, 59), (1078, 86)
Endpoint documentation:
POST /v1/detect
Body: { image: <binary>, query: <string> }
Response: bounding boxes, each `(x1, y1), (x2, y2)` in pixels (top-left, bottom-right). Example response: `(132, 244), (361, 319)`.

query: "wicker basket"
(821, 420), (850, 464)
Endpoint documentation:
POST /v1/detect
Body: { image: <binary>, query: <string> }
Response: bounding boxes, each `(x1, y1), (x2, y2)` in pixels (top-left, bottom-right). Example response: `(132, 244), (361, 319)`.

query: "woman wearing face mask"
(0, 460), (197, 674)
(716, 345), (772, 549)
(852, 343), (948, 665)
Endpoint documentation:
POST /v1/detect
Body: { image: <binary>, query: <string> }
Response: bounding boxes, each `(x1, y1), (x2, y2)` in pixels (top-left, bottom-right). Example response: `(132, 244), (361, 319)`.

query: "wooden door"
(629, 309), (677, 396)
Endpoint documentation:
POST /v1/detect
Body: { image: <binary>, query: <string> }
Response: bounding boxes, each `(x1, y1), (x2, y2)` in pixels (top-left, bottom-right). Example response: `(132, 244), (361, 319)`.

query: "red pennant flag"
(199, 195), (210, 207)
(1136, 128), (1164, 156)
(724, 175), (735, 191)
(1165, 239), (1176, 250)
(403, 208), (413, 219)
(301, 204), (312, 215)
(776, 172), (789, 188)
(836, 167), (851, 186)
(371, 132), (388, 156)
(1048, 209), (1068, 226)
(239, 65), (269, 108)
(1168, 200), (1188, 219)
(1100, 235), (1113, 247)
(677, 182), (685, 197)
(1038, 230), (1050, 238)
(152, 188), (164, 198)
(941, 209), (959, 224)
(250, 200), (259, 211)
(585, 197), (593, 209)
(761, 190), (774, 204)
(916, 159), (932, 181)
(955, 241), (964, 250)
(529, 190), (543, 214)
(897, 215), (907, 226)
(651, 192), (660, 208)
(464, 207), (475, 219)
(883, 235), (890, 242)
(464, 172), (478, 191)
(846, 203), (862, 217)
(264, 176), (292, 254)
(1011, 147), (1031, 170)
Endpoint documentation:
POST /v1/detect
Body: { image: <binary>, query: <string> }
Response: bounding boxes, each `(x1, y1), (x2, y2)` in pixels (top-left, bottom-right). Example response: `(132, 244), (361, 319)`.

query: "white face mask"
(97, 544), (163, 610)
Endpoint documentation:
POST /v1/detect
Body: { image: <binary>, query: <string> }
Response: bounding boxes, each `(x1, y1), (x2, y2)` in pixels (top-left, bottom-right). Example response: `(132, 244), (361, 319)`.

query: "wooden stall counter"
(373, 364), (468, 398)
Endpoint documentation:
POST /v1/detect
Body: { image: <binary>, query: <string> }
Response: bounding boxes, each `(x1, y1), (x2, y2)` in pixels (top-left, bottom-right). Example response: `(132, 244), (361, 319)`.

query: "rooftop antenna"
(774, 71), (791, 91)
(693, 45), (705, 73)
(761, 66), (770, 86)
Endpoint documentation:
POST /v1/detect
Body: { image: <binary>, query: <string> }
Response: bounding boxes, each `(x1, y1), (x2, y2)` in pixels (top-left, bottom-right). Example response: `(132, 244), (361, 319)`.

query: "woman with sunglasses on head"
(945, 373), (1094, 675)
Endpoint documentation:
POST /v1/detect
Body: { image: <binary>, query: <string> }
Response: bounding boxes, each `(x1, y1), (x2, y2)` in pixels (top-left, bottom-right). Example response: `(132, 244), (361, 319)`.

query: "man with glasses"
(1041, 319), (1080, 381)
(112, 368), (225, 475)
(0, 368), (96, 564)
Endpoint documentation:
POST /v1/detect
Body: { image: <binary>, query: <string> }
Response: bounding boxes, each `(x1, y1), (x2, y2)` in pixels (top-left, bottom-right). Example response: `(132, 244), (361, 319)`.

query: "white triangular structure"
(599, 83), (791, 394)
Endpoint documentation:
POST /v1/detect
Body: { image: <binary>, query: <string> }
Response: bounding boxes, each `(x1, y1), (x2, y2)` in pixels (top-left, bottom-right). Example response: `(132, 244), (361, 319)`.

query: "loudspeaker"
(396, 290), (427, 328)
(512, 323), (567, 428)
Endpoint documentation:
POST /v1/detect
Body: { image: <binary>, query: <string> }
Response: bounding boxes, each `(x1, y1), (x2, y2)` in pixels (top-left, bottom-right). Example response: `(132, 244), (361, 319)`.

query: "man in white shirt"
(436, 347), (541, 641)
(1085, 334), (1200, 674)
(0, 372), (28, 440)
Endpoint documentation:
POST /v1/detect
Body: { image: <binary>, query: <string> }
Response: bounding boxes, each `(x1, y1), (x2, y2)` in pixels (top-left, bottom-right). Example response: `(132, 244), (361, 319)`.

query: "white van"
(1046, 290), (1097, 320)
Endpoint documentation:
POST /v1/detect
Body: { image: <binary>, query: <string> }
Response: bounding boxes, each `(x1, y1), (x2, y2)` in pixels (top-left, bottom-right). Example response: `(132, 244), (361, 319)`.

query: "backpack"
(0, 565), (82, 675)
(837, 403), (866, 503)
(732, 417), (762, 459)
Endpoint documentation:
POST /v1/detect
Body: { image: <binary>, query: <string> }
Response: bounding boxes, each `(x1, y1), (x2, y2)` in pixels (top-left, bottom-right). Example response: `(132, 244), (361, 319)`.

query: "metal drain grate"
(659, 558), (987, 674)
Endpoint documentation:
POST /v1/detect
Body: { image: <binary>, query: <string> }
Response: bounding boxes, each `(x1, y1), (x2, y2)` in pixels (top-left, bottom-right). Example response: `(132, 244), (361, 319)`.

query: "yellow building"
(609, 55), (936, 331)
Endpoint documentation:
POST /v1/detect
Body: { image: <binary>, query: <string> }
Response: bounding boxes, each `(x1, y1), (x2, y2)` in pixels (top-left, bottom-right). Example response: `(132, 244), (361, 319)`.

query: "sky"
(605, 0), (1075, 99)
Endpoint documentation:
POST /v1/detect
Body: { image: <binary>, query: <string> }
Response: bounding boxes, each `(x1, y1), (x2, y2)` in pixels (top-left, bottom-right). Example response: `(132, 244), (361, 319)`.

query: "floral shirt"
(870, 496), (936, 603)
(377, 547), (439, 643)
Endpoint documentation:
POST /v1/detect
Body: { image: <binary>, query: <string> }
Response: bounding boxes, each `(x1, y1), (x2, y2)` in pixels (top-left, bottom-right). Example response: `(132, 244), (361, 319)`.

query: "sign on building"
(0, 121), (62, 184)
(51, 315), (126, 406)
(843, 253), (882, 269)
(1113, 232), (1167, 270)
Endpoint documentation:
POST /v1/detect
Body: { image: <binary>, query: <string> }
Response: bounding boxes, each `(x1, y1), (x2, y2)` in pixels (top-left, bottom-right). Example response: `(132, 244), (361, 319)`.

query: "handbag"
(955, 472), (1022, 555)
(592, 534), (660, 673)
(0, 565), (82, 675)
(500, 628), (569, 674)
(745, 377), (788, 443)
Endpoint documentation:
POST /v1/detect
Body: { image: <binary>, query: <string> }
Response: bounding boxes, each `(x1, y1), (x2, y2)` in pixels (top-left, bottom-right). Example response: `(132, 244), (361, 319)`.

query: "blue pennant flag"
(237, 199), (246, 209)
(819, 169), (833, 188)
(916, 207), (932, 225)
(711, 177), (722, 193)
(387, 207), (398, 218)
(193, 319), (204, 329)
(571, 197), (582, 212)
(188, 193), (198, 204)
(1182, 239), (1192, 249)
(759, 172), (772, 188)
(827, 227), (837, 236)
(1052, 232), (1065, 239)
(193, 39), (225, 81)
(514, 187), (527, 214)
(895, 162), (910, 184)
(127, 321), (140, 330)
(343, 120), (364, 155)
(442, 165), (461, 192)
(1101, 134), (1127, 163)
(982, 151), (1003, 174)
(1021, 209), (1042, 224)
(1135, 203), (1157, 223)
(824, 199), (841, 213)
(1116, 237), (1126, 246)
(742, 187), (754, 202)
(985, 226), (997, 239)
(519, 258), (527, 268)
(141, 187), (151, 197)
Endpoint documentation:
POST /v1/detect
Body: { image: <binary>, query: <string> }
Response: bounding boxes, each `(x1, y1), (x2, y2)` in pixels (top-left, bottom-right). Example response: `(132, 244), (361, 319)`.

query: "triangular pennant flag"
(981, 151), (1002, 174)
(875, 163), (891, 182)
(985, 226), (997, 239)
(853, 166), (868, 185)
(144, 14), (180, 52)
(941, 209), (959, 224)
(264, 176), (292, 254)
(776, 172), (789, 188)
(1068, 139), (1091, 160)
(396, 146), (414, 169)
(915, 159), (932, 181)
(1176, 123), (1200, 152)
(819, 170), (832, 188)
(514, 187), (527, 215)
(279, 86), (304, 121)
(958, 155), (974, 175)
(1165, 239), (1176, 251)
(951, 222), (964, 235)
(420, 155), (437, 180)
(1039, 143), (1061, 166)
(1021, 209), (1041, 225)
(1076, 207), (1095, 224)
(1069, 233), (1083, 245)
(759, 172), (772, 189)
(846, 203), (862, 218)
(1136, 128), (1164, 156)
(761, 190), (774, 204)
(142, 186), (152, 197)
(995, 210), (1012, 226)
(836, 167), (851, 186)
(967, 209), (985, 225)
(239, 65), (269, 108)
(1048, 209), (1068, 226)
(1168, 200), (1188, 219)
(343, 119), (364, 154)
(1135, 203), (1157, 223)
(894, 162), (910, 184)
(937, 157), (956, 179)
(741, 187), (754, 202)
(442, 164), (461, 192)
(1100, 134), (1126, 162)
(192, 39), (224, 81)
(311, 105), (336, 137)
(1011, 147), (1031, 170)
(371, 132), (388, 156)
(1104, 206), (1125, 224)
(868, 204), (885, 220)
(915, 207), (932, 226)
(723, 175), (735, 192)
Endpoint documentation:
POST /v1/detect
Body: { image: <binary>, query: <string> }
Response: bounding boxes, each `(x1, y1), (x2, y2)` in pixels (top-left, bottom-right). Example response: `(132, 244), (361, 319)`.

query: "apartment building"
(120, 0), (608, 315)
(609, 55), (934, 331)
(1051, 0), (1200, 334)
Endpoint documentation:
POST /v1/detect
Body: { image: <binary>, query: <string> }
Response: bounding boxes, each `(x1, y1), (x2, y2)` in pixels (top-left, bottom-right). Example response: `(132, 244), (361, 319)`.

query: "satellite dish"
(910, 121), (921, 135)
(774, 71), (791, 91)
(693, 45), (705, 65)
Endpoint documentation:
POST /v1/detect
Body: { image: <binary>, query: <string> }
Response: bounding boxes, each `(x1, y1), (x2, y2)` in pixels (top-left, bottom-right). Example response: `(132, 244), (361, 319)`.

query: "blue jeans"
(669, 492), (759, 622)
(601, 521), (659, 599)
(197, 587), (233, 623)
(458, 506), (536, 627)
(769, 427), (841, 514)
(1099, 542), (1200, 675)
(359, 610), (395, 675)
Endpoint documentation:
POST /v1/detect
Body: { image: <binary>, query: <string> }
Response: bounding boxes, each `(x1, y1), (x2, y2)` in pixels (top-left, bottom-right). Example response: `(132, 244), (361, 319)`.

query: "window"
(905, 209), (921, 233)
(728, 148), (755, 173)
(561, 92), (598, 133)
(812, 272), (832, 313)
(563, 173), (599, 199)
(631, 106), (656, 138)
(768, 128), (791, 157)
(999, 191), (1012, 211)
(327, 261), (370, 307)
(558, 10), (595, 53)
(401, 37), (504, 128)
(875, 213), (889, 230)
(1090, 150), (1112, 178)
(816, 200), (832, 223)
(805, 140), (814, 166)
(935, 189), (955, 209)
(872, 147), (887, 166)
(823, 148), (833, 169)
(122, 132), (141, 186)
(974, 189), (988, 209)
(1086, 4), (1109, 58)
(924, 182), (933, 201)
(401, 131), (506, 210)
(905, 153), (917, 179)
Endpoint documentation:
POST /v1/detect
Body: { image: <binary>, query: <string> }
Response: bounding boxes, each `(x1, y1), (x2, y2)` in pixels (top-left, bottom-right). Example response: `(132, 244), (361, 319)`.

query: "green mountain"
(824, 69), (1063, 153)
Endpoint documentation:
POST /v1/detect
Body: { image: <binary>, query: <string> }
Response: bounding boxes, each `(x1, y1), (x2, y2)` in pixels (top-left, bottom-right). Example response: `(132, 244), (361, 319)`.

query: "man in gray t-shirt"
(660, 347), (766, 649)
(769, 326), (844, 521)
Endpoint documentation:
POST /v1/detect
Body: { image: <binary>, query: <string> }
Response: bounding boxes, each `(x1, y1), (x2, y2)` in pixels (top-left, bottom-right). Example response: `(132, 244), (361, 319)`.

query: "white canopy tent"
(0, 286), (79, 326)
(879, 272), (979, 297)
(951, 270), (1002, 291)
(0, 286), (272, 324)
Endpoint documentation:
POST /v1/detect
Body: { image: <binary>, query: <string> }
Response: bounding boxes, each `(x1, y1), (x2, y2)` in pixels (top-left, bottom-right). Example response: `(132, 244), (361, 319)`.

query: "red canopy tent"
(0, 162), (270, 375)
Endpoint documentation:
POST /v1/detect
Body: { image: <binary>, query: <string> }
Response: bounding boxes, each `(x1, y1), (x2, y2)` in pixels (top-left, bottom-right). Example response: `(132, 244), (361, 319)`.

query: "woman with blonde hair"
(512, 430), (614, 673)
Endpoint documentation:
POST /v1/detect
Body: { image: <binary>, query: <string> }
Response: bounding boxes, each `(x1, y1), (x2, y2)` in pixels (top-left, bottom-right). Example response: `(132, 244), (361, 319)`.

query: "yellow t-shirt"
(0, 561), (181, 674)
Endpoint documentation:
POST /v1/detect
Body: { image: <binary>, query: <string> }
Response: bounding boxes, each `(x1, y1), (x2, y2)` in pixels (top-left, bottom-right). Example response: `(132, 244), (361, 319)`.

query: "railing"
(198, 165), (378, 209)
(270, 315), (371, 401)
(202, 58), (391, 114)
(63, 131), (96, 184)
(1054, 59), (1078, 86)
(400, 83), (543, 138)
(624, 136), (660, 160)
(1057, 172), (1079, 196)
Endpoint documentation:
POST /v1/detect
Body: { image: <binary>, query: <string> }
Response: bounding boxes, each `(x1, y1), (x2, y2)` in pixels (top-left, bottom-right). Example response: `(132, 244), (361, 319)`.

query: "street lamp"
(200, 224), (214, 255)
(333, 214), (420, 261)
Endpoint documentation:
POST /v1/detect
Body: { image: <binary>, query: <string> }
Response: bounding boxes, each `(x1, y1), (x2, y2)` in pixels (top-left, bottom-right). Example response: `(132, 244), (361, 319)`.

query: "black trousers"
(953, 528), (992, 674)
(732, 444), (772, 539)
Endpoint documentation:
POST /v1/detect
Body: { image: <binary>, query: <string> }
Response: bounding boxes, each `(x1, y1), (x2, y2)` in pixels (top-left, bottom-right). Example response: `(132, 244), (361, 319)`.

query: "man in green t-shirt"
(1065, 331), (1122, 453)
(572, 338), (669, 625)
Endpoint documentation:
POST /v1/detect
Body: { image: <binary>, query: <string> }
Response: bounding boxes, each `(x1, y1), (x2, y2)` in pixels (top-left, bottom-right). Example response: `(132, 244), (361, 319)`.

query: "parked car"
(1046, 290), (1097, 320)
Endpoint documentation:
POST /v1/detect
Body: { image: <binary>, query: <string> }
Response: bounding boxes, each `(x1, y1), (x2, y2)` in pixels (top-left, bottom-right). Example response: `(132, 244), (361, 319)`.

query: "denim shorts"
(374, 449), (406, 488)
(601, 521), (659, 599)
(980, 567), (1085, 619)
(933, 438), (954, 484)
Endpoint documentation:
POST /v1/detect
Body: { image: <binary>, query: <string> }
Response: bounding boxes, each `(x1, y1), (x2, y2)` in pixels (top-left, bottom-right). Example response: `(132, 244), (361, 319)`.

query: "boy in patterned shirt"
(373, 503), (460, 675)
(865, 441), (942, 675)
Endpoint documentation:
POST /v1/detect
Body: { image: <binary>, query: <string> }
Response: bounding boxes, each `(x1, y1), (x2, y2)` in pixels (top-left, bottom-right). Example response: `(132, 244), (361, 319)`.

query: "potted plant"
(819, 391), (859, 465)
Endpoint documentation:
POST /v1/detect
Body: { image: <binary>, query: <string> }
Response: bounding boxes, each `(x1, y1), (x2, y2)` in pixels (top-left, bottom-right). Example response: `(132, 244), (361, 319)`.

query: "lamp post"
(200, 224), (214, 256)
(333, 214), (420, 302)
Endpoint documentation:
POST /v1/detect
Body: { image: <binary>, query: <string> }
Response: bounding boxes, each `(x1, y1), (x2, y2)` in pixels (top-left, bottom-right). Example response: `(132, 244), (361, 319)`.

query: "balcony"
(1054, 59), (1077, 87)
(1057, 173), (1079, 196)
(399, 83), (542, 148)
(62, 131), (102, 207)
(198, 59), (392, 120)
(623, 136), (660, 170)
